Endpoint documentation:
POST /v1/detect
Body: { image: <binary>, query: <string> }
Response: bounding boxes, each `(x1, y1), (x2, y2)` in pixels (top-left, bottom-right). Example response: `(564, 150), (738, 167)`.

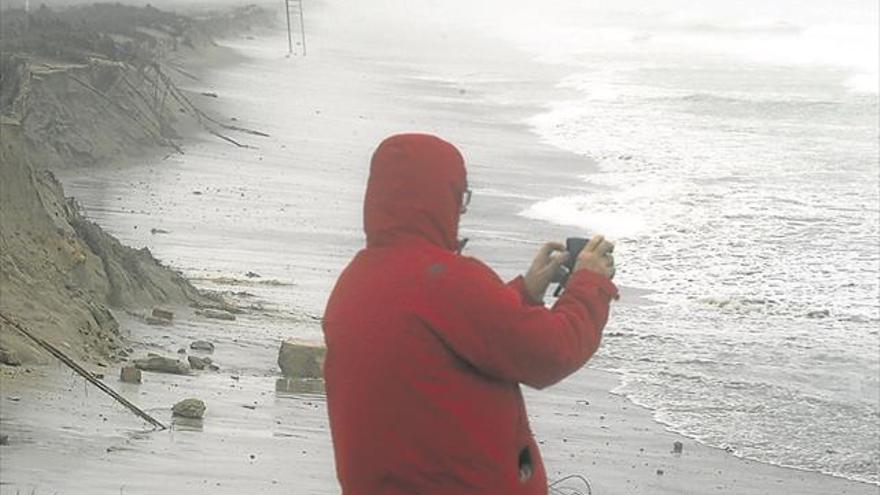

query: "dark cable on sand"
(549, 474), (593, 495)
(0, 312), (168, 431)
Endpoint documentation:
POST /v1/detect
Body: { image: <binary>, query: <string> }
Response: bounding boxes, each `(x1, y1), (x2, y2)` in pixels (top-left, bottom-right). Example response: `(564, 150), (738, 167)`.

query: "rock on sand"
(120, 366), (142, 383)
(133, 354), (189, 374)
(172, 398), (206, 419)
(277, 339), (325, 379)
(187, 355), (212, 370)
(0, 349), (22, 366)
(190, 340), (215, 352)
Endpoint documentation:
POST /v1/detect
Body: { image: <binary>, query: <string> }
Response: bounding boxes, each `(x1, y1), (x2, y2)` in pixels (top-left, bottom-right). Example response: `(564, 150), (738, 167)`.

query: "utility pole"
(284, 0), (307, 56)
(298, 0), (307, 56)
(284, 0), (294, 56)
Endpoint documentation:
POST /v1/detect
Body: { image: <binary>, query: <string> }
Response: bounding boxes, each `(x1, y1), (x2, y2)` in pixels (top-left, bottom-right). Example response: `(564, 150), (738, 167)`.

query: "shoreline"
(56, 26), (880, 493)
(2, 5), (877, 494)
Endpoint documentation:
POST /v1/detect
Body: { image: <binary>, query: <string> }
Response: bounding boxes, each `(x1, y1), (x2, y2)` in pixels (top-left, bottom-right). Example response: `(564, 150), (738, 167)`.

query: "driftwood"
(0, 312), (168, 430)
(152, 62), (270, 142)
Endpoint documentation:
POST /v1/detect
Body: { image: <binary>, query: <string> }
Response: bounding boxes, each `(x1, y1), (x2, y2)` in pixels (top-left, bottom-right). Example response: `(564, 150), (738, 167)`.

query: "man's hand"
(574, 235), (615, 279)
(523, 242), (569, 302)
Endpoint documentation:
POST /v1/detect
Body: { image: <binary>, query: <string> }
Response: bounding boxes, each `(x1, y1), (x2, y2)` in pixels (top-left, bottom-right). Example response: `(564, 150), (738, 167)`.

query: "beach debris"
(172, 398), (206, 419)
(187, 355), (212, 370)
(0, 349), (21, 366)
(190, 340), (215, 353)
(672, 441), (683, 454)
(133, 354), (189, 374)
(0, 312), (167, 430)
(177, 348), (187, 354)
(200, 92), (219, 98)
(196, 309), (236, 321)
(120, 366), (142, 384)
(656, 469), (664, 476)
(245, 271), (261, 278)
(145, 315), (172, 326)
(0, 434), (8, 445)
(806, 309), (830, 319)
(278, 338), (325, 379)
(151, 308), (174, 321)
(150, 228), (170, 235)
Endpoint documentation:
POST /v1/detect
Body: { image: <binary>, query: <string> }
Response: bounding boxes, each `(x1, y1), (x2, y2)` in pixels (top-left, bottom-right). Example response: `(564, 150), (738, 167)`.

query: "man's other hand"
(524, 242), (569, 302)
(574, 235), (615, 279)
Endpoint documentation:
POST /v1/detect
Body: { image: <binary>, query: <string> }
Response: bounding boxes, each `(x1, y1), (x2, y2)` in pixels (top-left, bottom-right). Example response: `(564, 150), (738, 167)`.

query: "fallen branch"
(0, 312), (168, 431)
(153, 63), (271, 140)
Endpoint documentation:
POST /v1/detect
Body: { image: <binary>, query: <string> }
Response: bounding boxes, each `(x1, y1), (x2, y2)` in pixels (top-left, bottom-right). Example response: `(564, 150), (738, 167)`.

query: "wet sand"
(2, 7), (878, 495)
(2, 312), (875, 494)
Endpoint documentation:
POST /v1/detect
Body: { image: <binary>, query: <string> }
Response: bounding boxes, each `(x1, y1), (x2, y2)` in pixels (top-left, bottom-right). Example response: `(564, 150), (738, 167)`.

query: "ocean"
(61, 0), (879, 486)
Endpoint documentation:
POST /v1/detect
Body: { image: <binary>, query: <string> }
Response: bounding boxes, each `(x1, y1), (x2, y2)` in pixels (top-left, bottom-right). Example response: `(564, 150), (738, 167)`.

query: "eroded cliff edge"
(0, 4), (274, 364)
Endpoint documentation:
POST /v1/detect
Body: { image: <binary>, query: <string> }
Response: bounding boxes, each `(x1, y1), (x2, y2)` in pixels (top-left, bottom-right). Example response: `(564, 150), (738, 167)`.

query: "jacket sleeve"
(415, 258), (618, 389)
(506, 276), (544, 307)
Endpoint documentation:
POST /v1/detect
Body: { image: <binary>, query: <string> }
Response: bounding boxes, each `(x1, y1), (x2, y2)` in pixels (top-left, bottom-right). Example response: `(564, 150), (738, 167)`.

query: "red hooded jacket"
(323, 134), (618, 494)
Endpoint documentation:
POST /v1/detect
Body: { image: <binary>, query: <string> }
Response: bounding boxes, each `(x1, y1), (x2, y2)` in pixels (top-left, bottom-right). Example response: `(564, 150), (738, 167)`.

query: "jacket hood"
(364, 134), (467, 251)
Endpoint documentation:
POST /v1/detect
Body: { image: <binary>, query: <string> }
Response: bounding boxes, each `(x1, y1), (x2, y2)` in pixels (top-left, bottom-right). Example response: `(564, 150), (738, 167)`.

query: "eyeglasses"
(461, 188), (472, 214)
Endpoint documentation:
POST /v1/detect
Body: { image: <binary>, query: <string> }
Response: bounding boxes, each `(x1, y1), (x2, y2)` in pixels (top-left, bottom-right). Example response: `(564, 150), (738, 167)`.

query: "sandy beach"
(2, 1), (878, 494)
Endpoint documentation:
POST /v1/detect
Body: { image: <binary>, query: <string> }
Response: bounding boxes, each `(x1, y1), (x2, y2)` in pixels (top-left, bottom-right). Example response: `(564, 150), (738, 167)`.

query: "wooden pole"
(298, 0), (307, 56)
(285, 0), (294, 55)
(0, 312), (167, 430)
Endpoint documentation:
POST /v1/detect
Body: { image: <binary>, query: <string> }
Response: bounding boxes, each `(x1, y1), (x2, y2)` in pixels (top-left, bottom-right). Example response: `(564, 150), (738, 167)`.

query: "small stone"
(190, 340), (215, 353)
(133, 355), (189, 375)
(207, 363), (220, 371)
(0, 434), (8, 445)
(806, 309), (830, 319)
(172, 398), (206, 419)
(245, 271), (261, 278)
(151, 308), (174, 321)
(656, 469), (664, 476)
(0, 350), (22, 366)
(187, 356), (211, 370)
(120, 366), (142, 384)
(672, 441), (683, 454)
(177, 348), (187, 354)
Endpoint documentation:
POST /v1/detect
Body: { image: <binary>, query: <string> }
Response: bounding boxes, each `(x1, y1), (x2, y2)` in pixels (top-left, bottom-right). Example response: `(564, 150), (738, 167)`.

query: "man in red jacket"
(323, 133), (618, 494)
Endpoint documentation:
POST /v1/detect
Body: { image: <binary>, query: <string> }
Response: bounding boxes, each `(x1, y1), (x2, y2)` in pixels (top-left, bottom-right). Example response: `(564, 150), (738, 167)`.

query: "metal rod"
(284, 0), (294, 55)
(0, 312), (167, 430)
(298, 0), (307, 56)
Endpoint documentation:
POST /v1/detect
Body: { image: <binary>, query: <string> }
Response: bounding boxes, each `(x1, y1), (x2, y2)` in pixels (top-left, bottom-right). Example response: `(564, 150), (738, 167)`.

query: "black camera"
(562, 237), (589, 272)
(553, 237), (590, 297)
